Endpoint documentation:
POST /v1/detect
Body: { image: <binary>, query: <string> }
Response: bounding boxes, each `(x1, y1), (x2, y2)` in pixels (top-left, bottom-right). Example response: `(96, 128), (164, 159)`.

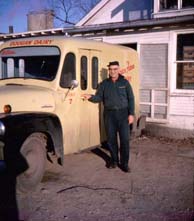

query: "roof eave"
(70, 15), (194, 34)
(0, 15), (194, 41)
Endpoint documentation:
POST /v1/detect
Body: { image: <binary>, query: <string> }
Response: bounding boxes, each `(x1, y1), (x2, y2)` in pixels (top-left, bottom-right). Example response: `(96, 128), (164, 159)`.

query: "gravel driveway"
(14, 137), (194, 220)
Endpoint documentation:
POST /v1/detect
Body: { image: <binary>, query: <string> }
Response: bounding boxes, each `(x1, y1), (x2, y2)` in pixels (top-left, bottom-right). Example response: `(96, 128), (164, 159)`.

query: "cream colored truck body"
(0, 36), (141, 156)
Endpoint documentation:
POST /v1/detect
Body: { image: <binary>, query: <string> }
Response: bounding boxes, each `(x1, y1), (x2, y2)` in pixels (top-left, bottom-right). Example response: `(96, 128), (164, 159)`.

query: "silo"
(27, 10), (54, 31)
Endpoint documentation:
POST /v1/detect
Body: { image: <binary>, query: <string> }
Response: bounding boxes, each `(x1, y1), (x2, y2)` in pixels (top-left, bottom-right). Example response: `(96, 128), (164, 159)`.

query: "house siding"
(98, 29), (194, 135)
(83, 0), (152, 25)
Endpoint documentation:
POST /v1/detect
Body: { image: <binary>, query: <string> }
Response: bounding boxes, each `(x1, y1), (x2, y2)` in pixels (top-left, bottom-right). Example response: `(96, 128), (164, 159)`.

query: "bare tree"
(49, 0), (100, 26)
(76, 0), (100, 14)
(50, 0), (76, 25)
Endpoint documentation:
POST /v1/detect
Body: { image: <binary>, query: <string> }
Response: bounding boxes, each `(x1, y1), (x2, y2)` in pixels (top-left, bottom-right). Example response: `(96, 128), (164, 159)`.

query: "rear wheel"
(16, 133), (47, 193)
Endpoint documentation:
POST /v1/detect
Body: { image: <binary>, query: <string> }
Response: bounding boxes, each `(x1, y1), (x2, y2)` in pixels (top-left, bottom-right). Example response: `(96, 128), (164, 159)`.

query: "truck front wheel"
(17, 133), (47, 193)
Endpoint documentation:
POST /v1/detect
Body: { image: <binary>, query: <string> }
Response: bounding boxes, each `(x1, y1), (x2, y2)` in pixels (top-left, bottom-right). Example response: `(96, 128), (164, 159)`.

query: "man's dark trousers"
(104, 108), (130, 167)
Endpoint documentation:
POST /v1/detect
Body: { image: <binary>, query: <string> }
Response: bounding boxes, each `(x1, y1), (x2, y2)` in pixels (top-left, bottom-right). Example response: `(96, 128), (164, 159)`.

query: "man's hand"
(128, 115), (134, 124)
(81, 94), (92, 100)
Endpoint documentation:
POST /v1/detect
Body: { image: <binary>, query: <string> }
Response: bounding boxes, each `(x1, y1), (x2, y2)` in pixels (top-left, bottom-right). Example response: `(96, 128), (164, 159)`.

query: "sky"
(0, 0), (51, 33)
(0, 0), (100, 34)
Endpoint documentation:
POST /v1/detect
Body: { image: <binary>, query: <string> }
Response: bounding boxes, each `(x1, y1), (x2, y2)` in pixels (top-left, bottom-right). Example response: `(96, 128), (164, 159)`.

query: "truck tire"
(17, 133), (47, 193)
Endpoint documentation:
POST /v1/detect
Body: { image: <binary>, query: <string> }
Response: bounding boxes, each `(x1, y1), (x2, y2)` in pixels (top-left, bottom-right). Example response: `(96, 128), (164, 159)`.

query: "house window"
(182, 0), (194, 8)
(159, 0), (194, 11)
(160, 0), (178, 10)
(176, 33), (194, 89)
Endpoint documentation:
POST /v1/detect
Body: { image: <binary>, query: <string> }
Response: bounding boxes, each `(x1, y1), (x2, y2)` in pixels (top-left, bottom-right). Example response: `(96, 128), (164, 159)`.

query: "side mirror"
(70, 80), (79, 89)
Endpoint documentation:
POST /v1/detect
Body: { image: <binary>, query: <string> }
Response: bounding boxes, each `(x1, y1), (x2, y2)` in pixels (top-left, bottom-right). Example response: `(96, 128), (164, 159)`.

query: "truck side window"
(81, 56), (88, 90)
(92, 57), (98, 89)
(60, 53), (76, 88)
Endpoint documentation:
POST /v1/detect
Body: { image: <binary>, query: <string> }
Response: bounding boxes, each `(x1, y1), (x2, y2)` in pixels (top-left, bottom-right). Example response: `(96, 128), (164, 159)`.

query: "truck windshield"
(0, 46), (60, 81)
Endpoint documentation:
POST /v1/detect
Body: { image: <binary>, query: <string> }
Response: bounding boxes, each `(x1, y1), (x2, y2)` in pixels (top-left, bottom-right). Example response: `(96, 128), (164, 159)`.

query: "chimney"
(9, 26), (14, 34)
(27, 10), (54, 31)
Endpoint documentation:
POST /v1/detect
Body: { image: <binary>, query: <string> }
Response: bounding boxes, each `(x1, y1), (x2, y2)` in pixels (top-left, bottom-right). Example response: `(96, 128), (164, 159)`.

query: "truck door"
(58, 52), (80, 154)
(79, 49), (101, 150)
(88, 50), (101, 147)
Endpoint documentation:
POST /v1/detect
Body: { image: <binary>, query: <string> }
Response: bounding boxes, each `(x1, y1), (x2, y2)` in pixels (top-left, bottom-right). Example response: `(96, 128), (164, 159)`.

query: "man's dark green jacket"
(89, 75), (135, 115)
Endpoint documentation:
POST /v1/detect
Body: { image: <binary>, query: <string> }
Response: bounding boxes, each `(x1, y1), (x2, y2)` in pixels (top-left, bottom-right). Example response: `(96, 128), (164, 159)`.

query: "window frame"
(175, 33), (194, 90)
(171, 31), (194, 94)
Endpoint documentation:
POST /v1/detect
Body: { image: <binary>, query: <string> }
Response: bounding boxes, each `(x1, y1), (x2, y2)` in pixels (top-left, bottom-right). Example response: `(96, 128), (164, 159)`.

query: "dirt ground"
(18, 136), (194, 221)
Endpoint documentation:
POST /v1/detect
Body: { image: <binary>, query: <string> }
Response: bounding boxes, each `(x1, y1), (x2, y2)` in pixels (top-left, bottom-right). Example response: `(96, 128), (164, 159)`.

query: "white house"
(75, 0), (194, 139)
(0, 0), (194, 138)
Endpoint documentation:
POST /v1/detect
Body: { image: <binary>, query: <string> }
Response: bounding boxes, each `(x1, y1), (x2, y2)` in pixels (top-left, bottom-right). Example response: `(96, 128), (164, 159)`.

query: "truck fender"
(2, 112), (64, 172)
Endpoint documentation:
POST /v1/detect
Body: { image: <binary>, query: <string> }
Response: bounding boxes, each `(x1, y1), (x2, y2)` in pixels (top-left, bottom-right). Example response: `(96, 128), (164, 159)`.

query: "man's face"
(108, 65), (120, 79)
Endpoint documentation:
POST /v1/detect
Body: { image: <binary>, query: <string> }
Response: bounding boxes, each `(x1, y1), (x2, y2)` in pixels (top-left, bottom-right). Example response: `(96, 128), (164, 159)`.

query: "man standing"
(83, 61), (134, 173)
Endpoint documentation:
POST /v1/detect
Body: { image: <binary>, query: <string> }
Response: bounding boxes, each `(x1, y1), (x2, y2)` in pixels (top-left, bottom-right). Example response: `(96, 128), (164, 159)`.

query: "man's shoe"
(120, 165), (130, 173)
(108, 162), (117, 169)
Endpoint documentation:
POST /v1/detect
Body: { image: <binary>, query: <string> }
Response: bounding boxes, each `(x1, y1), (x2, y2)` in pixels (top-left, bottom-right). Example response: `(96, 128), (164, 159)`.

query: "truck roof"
(0, 36), (135, 54)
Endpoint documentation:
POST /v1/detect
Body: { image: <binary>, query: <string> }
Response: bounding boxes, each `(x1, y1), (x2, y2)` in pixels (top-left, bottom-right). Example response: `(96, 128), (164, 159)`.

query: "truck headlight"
(0, 121), (5, 136)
